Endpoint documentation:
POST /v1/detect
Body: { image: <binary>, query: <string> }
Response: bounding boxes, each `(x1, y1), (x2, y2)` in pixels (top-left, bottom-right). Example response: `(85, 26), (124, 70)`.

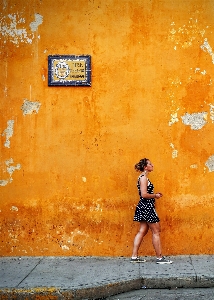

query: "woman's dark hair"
(134, 158), (149, 172)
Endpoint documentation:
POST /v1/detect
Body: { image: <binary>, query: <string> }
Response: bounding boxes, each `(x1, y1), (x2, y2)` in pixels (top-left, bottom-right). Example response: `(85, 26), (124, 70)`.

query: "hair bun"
(134, 158), (148, 172)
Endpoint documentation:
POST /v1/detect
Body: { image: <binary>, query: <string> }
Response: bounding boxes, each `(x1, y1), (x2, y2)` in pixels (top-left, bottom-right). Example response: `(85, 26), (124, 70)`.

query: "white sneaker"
(130, 257), (146, 263)
(156, 256), (173, 264)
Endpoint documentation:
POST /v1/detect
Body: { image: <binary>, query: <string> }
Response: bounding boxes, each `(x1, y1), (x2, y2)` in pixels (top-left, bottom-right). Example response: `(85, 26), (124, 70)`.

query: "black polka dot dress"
(133, 174), (160, 223)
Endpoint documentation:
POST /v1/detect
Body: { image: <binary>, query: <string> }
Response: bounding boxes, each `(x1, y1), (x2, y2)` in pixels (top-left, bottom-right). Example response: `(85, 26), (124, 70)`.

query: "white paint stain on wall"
(0, 13), (43, 46)
(190, 164), (198, 169)
(61, 245), (69, 250)
(200, 38), (214, 64)
(195, 68), (206, 75)
(0, 158), (21, 186)
(82, 177), (87, 182)
(75, 204), (86, 210)
(170, 77), (182, 86)
(11, 206), (18, 212)
(169, 112), (179, 126)
(21, 99), (41, 115)
(172, 149), (178, 159)
(170, 143), (178, 158)
(29, 13), (43, 32)
(0, 180), (8, 187)
(90, 203), (102, 212)
(205, 155), (214, 172)
(2, 0), (7, 10)
(209, 104), (214, 122)
(1, 120), (14, 148)
(168, 16), (205, 49)
(90, 198), (103, 212)
(62, 228), (89, 250)
(181, 112), (207, 130)
(6, 158), (21, 181)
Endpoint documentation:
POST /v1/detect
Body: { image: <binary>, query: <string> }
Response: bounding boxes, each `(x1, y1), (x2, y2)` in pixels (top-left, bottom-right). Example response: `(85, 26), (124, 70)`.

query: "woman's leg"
(148, 222), (162, 258)
(132, 221), (149, 257)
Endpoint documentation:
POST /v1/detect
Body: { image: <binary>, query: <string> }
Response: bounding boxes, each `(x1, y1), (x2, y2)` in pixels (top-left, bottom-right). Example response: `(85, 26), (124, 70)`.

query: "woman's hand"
(155, 193), (163, 199)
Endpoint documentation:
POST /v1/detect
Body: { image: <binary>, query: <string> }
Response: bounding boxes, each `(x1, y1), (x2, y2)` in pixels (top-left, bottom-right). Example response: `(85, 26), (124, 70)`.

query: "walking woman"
(131, 158), (172, 264)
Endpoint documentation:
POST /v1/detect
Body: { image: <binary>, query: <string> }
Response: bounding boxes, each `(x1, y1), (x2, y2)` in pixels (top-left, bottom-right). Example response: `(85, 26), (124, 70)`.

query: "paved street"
(1, 256), (214, 299)
(106, 287), (214, 300)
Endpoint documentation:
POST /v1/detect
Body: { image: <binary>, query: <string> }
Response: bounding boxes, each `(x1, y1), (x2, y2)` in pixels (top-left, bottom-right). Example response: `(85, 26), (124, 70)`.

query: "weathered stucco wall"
(1, 0), (214, 256)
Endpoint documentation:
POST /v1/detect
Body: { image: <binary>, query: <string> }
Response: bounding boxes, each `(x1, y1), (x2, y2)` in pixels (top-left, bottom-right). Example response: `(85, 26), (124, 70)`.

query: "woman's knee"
(138, 222), (149, 235)
(152, 231), (160, 238)
(139, 228), (148, 237)
(149, 222), (161, 234)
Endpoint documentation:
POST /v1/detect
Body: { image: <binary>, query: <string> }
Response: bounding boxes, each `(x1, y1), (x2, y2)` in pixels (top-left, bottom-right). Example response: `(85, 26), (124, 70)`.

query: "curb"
(1, 277), (214, 299)
(142, 276), (214, 289)
(0, 279), (143, 300)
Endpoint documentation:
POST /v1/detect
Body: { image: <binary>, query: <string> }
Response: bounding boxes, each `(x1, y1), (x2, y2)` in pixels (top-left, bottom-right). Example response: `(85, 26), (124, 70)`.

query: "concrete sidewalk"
(0, 255), (214, 299)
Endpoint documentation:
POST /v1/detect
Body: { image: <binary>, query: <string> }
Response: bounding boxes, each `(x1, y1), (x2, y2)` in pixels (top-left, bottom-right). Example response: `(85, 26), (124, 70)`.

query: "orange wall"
(1, 0), (214, 256)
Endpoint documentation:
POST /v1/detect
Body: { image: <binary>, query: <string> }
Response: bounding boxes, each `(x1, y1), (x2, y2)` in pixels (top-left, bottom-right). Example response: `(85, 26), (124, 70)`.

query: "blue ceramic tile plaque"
(48, 55), (91, 86)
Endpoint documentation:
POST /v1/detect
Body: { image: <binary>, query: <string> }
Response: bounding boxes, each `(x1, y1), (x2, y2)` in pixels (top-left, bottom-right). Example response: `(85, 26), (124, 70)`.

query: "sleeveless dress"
(133, 174), (160, 223)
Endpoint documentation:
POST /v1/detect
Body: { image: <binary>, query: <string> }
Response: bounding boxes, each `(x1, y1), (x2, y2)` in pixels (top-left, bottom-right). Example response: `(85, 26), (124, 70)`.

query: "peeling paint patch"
(170, 143), (178, 158)
(0, 180), (8, 186)
(170, 77), (182, 86)
(61, 245), (69, 250)
(0, 158), (21, 186)
(200, 38), (214, 64)
(69, 228), (89, 246)
(1, 120), (14, 148)
(209, 104), (214, 122)
(74, 204), (85, 210)
(11, 206), (18, 212)
(0, 13), (43, 46)
(172, 149), (178, 158)
(195, 68), (206, 75)
(82, 177), (87, 182)
(169, 112), (179, 126)
(181, 112), (207, 130)
(2, 0), (7, 10)
(0, 13), (32, 45)
(190, 164), (198, 169)
(205, 155), (214, 172)
(168, 16), (206, 49)
(29, 14), (43, 32)
(90, 203), (102, 212)
(90, 198), (103, 212)
(21, 99), (41, 115)
(6, 158), (21, 182)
